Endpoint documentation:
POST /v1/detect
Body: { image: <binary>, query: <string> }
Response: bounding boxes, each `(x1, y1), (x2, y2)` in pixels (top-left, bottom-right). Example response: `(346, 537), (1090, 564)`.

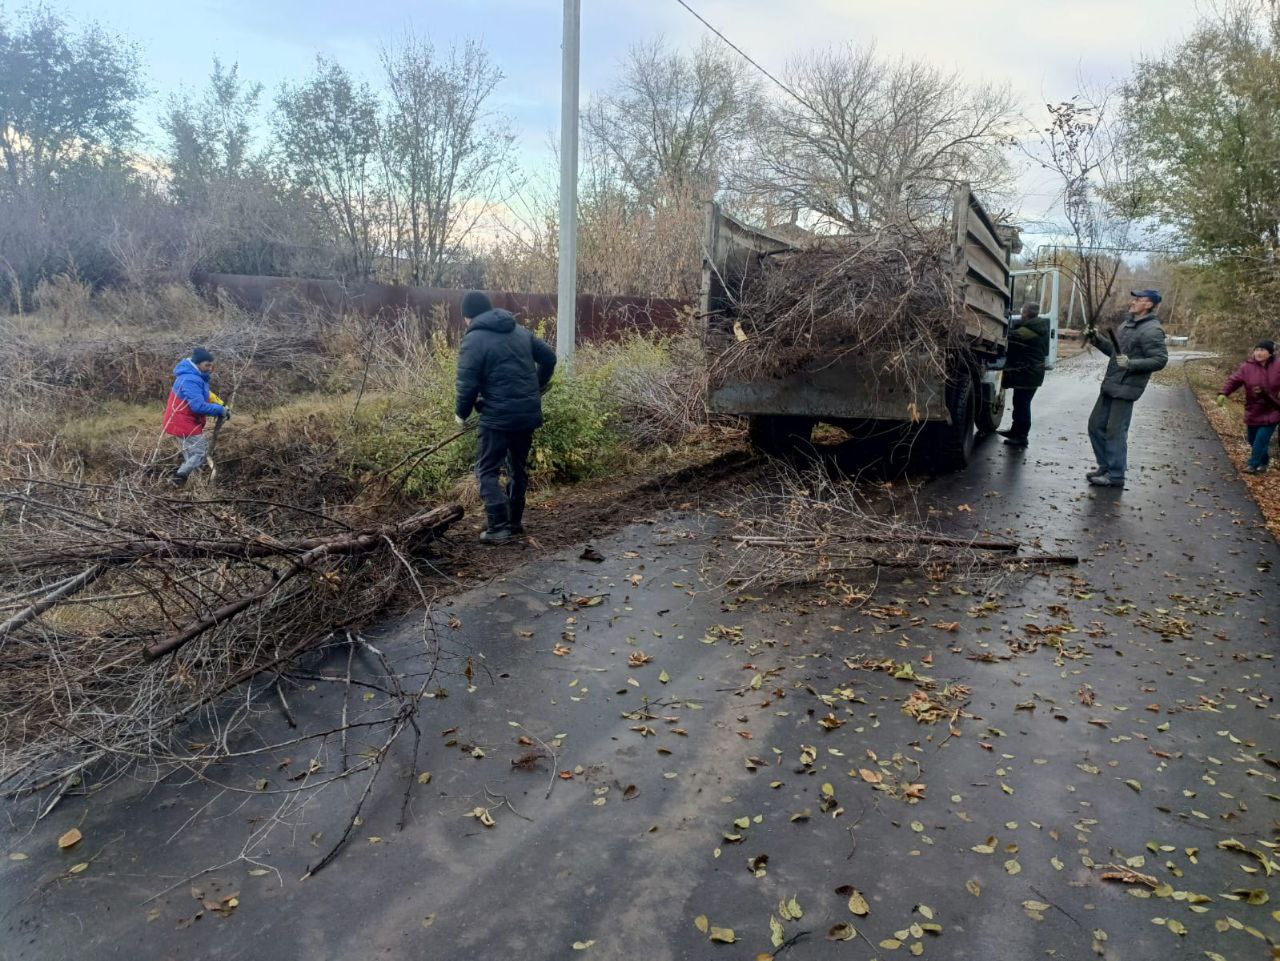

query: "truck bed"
(702, 186), (1013, 424)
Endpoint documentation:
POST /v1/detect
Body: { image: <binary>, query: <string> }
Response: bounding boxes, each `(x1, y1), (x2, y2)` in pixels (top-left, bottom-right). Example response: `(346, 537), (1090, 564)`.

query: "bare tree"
(162, 60), (322, 277)
(163, 59), (261, 206)
(583, 37), (760, 203)
(745, 44), (1017, 230)
(380, 34), (513, 286)
(275, 58), (384, 279)
(1025, 92), (1148, 330)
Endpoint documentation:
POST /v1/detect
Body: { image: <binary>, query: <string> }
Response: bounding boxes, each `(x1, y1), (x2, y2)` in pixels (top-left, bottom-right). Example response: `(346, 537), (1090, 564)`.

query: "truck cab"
(1009, 268), (1064, 370)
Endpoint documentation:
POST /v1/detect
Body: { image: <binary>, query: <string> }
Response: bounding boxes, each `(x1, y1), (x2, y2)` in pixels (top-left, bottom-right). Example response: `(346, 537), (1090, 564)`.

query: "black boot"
(479, 504), (512, 545)
(508, 495), (526, 536)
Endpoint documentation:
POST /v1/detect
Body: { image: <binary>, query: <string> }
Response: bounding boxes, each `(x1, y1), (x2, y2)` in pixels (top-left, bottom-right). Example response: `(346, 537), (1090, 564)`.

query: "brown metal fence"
(193, 272), (693, 343)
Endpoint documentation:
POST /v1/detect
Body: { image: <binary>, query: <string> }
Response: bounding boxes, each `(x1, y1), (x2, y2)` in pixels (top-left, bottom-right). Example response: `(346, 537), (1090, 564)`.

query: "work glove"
(219, 407), (232, 421)
(455, 414), (466, 427)
(1216, 394), (1228, 408)
(1115, 354), (1130, 368)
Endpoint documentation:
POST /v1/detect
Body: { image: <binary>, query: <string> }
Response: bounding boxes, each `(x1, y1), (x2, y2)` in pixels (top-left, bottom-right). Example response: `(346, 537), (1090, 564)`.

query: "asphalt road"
(4, 353), (1278, 961)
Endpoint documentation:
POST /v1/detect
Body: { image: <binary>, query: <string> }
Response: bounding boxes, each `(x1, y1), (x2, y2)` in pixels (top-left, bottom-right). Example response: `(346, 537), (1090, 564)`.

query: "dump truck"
(702, 186), (1022, 471)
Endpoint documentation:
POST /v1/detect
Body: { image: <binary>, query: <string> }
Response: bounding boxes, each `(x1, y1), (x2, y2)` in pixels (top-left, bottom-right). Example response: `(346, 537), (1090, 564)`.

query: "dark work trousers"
(1009, 387), (1036, 439)
(1087, 394), (1135, 482)
(476, 427), (534, 510)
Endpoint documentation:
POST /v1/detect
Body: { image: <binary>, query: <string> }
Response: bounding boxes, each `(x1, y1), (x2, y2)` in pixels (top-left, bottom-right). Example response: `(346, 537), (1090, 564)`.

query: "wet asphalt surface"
(3, 353), (1278, 961)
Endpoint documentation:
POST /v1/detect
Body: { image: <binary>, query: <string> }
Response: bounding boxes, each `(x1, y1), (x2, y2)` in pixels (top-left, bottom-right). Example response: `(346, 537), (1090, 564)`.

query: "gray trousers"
(1087, 394), (1134, 481)
(176, 433), (209, 478)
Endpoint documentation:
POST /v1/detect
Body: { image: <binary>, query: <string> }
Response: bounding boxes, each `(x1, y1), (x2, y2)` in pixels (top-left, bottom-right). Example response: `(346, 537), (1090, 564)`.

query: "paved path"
(4, 355), (1278, 961)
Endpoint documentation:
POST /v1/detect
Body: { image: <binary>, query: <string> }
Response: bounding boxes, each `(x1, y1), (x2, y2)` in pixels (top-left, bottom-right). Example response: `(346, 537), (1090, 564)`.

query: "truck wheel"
(975, 380), (1005, 436)
(748, 415), (815, 458)
(921, 372), (977, 471)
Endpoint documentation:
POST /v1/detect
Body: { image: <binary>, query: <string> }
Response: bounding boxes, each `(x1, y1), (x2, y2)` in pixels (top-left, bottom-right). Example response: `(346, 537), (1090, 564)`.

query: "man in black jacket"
(455, 291), (557, 543)
(998, 303), (1052, 446)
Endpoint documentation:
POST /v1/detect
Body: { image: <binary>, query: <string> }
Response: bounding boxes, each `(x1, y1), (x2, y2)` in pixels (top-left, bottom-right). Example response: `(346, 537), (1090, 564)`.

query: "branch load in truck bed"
(701, 186), (1017, 469)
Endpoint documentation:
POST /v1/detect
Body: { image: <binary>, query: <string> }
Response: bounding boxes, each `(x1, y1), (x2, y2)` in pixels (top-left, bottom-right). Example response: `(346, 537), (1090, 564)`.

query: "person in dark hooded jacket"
(455, 291), (557, 543)
(998, 303), (1051, 446)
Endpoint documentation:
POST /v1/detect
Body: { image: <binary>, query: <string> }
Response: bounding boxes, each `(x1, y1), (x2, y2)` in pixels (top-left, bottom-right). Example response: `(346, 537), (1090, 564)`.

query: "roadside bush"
(586, 327), (711, 445)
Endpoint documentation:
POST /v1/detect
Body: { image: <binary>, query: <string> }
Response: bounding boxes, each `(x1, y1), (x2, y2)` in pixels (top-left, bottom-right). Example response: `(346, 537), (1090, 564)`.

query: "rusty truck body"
(701, 186), (1017, 470)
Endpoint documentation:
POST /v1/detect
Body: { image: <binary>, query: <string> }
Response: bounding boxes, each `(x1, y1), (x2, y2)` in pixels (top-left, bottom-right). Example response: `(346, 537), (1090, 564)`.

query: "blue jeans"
(1088, 394), (1134, 481)
(1246, 423), (1276, 469)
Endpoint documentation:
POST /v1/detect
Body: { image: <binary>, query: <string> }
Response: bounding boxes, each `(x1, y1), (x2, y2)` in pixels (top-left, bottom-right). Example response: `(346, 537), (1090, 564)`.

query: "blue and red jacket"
(162, 358), (226, 437)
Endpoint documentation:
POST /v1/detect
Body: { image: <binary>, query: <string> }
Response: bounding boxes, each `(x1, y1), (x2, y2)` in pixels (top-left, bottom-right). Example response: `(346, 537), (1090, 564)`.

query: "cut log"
(13, 505), (463, 569)
(0, 566), (105, 641)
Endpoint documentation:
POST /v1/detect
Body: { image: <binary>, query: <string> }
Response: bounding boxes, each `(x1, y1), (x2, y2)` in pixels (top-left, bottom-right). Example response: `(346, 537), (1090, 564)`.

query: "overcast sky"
(57, 0), (1205, 229)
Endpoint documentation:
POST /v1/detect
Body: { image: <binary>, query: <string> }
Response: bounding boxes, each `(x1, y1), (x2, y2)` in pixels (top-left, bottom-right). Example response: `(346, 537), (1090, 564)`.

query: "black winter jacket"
(1004, 315), (1051, 390)
(455, 309), (557, 431)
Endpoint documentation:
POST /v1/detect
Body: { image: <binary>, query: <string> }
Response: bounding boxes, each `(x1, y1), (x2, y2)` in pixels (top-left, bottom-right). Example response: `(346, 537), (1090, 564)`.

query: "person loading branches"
(1083, 290), (1168, 489)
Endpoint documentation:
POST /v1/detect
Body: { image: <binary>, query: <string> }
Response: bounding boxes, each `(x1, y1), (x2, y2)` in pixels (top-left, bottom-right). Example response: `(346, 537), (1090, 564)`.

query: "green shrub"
(532, 365), (620, 480)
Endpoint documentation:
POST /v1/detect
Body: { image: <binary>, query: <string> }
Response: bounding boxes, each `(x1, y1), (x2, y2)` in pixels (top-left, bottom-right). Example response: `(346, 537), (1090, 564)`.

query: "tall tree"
(162, 60), (317, 277)
(163, 59), (262, 206)
(275, 58), (383, 279)
(1126, 1), (1280, 257)
(583, 37), (759, 203)
(380, 34), (513, 286)
(1026, 94), (1148, 330)
(745, 44), (1016, 230)
(1124, 0), (1280, 346)
(0, 5), (143, 192)
(0, 6), (148, 301)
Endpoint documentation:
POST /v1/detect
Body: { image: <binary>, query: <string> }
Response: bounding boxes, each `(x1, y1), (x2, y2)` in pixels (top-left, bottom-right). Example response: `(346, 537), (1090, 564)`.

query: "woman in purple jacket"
(1218, 339), (1280, 473)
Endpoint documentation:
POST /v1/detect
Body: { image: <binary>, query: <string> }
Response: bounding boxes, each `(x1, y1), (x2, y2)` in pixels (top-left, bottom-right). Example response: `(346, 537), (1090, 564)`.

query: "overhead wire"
(671, 0), (809, 109)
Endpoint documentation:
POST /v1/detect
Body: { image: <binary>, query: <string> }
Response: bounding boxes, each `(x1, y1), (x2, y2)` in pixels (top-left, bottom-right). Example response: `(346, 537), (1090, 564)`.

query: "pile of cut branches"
(722, 469), (1076, 593)
(0, 476), (461, 811)
(711, 228), (966, 385)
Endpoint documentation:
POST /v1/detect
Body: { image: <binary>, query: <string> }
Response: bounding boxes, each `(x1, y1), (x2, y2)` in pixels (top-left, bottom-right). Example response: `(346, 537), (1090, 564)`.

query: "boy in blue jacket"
(162, 347), (228, 486)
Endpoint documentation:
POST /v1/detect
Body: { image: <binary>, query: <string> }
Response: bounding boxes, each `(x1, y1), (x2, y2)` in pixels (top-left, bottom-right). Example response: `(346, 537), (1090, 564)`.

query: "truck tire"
(975, 378), (1005, 436)
(921, 371), (978, 471)
(748, 415), (815, 458)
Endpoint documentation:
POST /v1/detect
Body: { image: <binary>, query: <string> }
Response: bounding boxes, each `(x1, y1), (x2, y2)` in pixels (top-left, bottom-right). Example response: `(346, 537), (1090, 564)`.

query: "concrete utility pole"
(557, 0), (580, 363)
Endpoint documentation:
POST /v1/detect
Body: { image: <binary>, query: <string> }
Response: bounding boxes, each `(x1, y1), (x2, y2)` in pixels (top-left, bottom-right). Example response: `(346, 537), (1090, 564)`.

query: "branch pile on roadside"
(721, 469), (1077, 593)
(0, 476), (462, 812)
(709, 228), (966, 388)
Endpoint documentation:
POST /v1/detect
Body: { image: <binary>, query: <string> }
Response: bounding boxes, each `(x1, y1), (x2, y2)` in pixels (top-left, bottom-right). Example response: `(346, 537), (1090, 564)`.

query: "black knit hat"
(461, 291), (492, 319)
(191, 346), (214, 365)
(1257, 339), (1276, 355)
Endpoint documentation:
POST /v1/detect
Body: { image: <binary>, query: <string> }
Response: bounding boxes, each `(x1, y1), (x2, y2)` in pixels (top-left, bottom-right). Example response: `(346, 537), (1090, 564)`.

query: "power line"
(1032, 243), (1189, 257)
(672, 0), (808, 109)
